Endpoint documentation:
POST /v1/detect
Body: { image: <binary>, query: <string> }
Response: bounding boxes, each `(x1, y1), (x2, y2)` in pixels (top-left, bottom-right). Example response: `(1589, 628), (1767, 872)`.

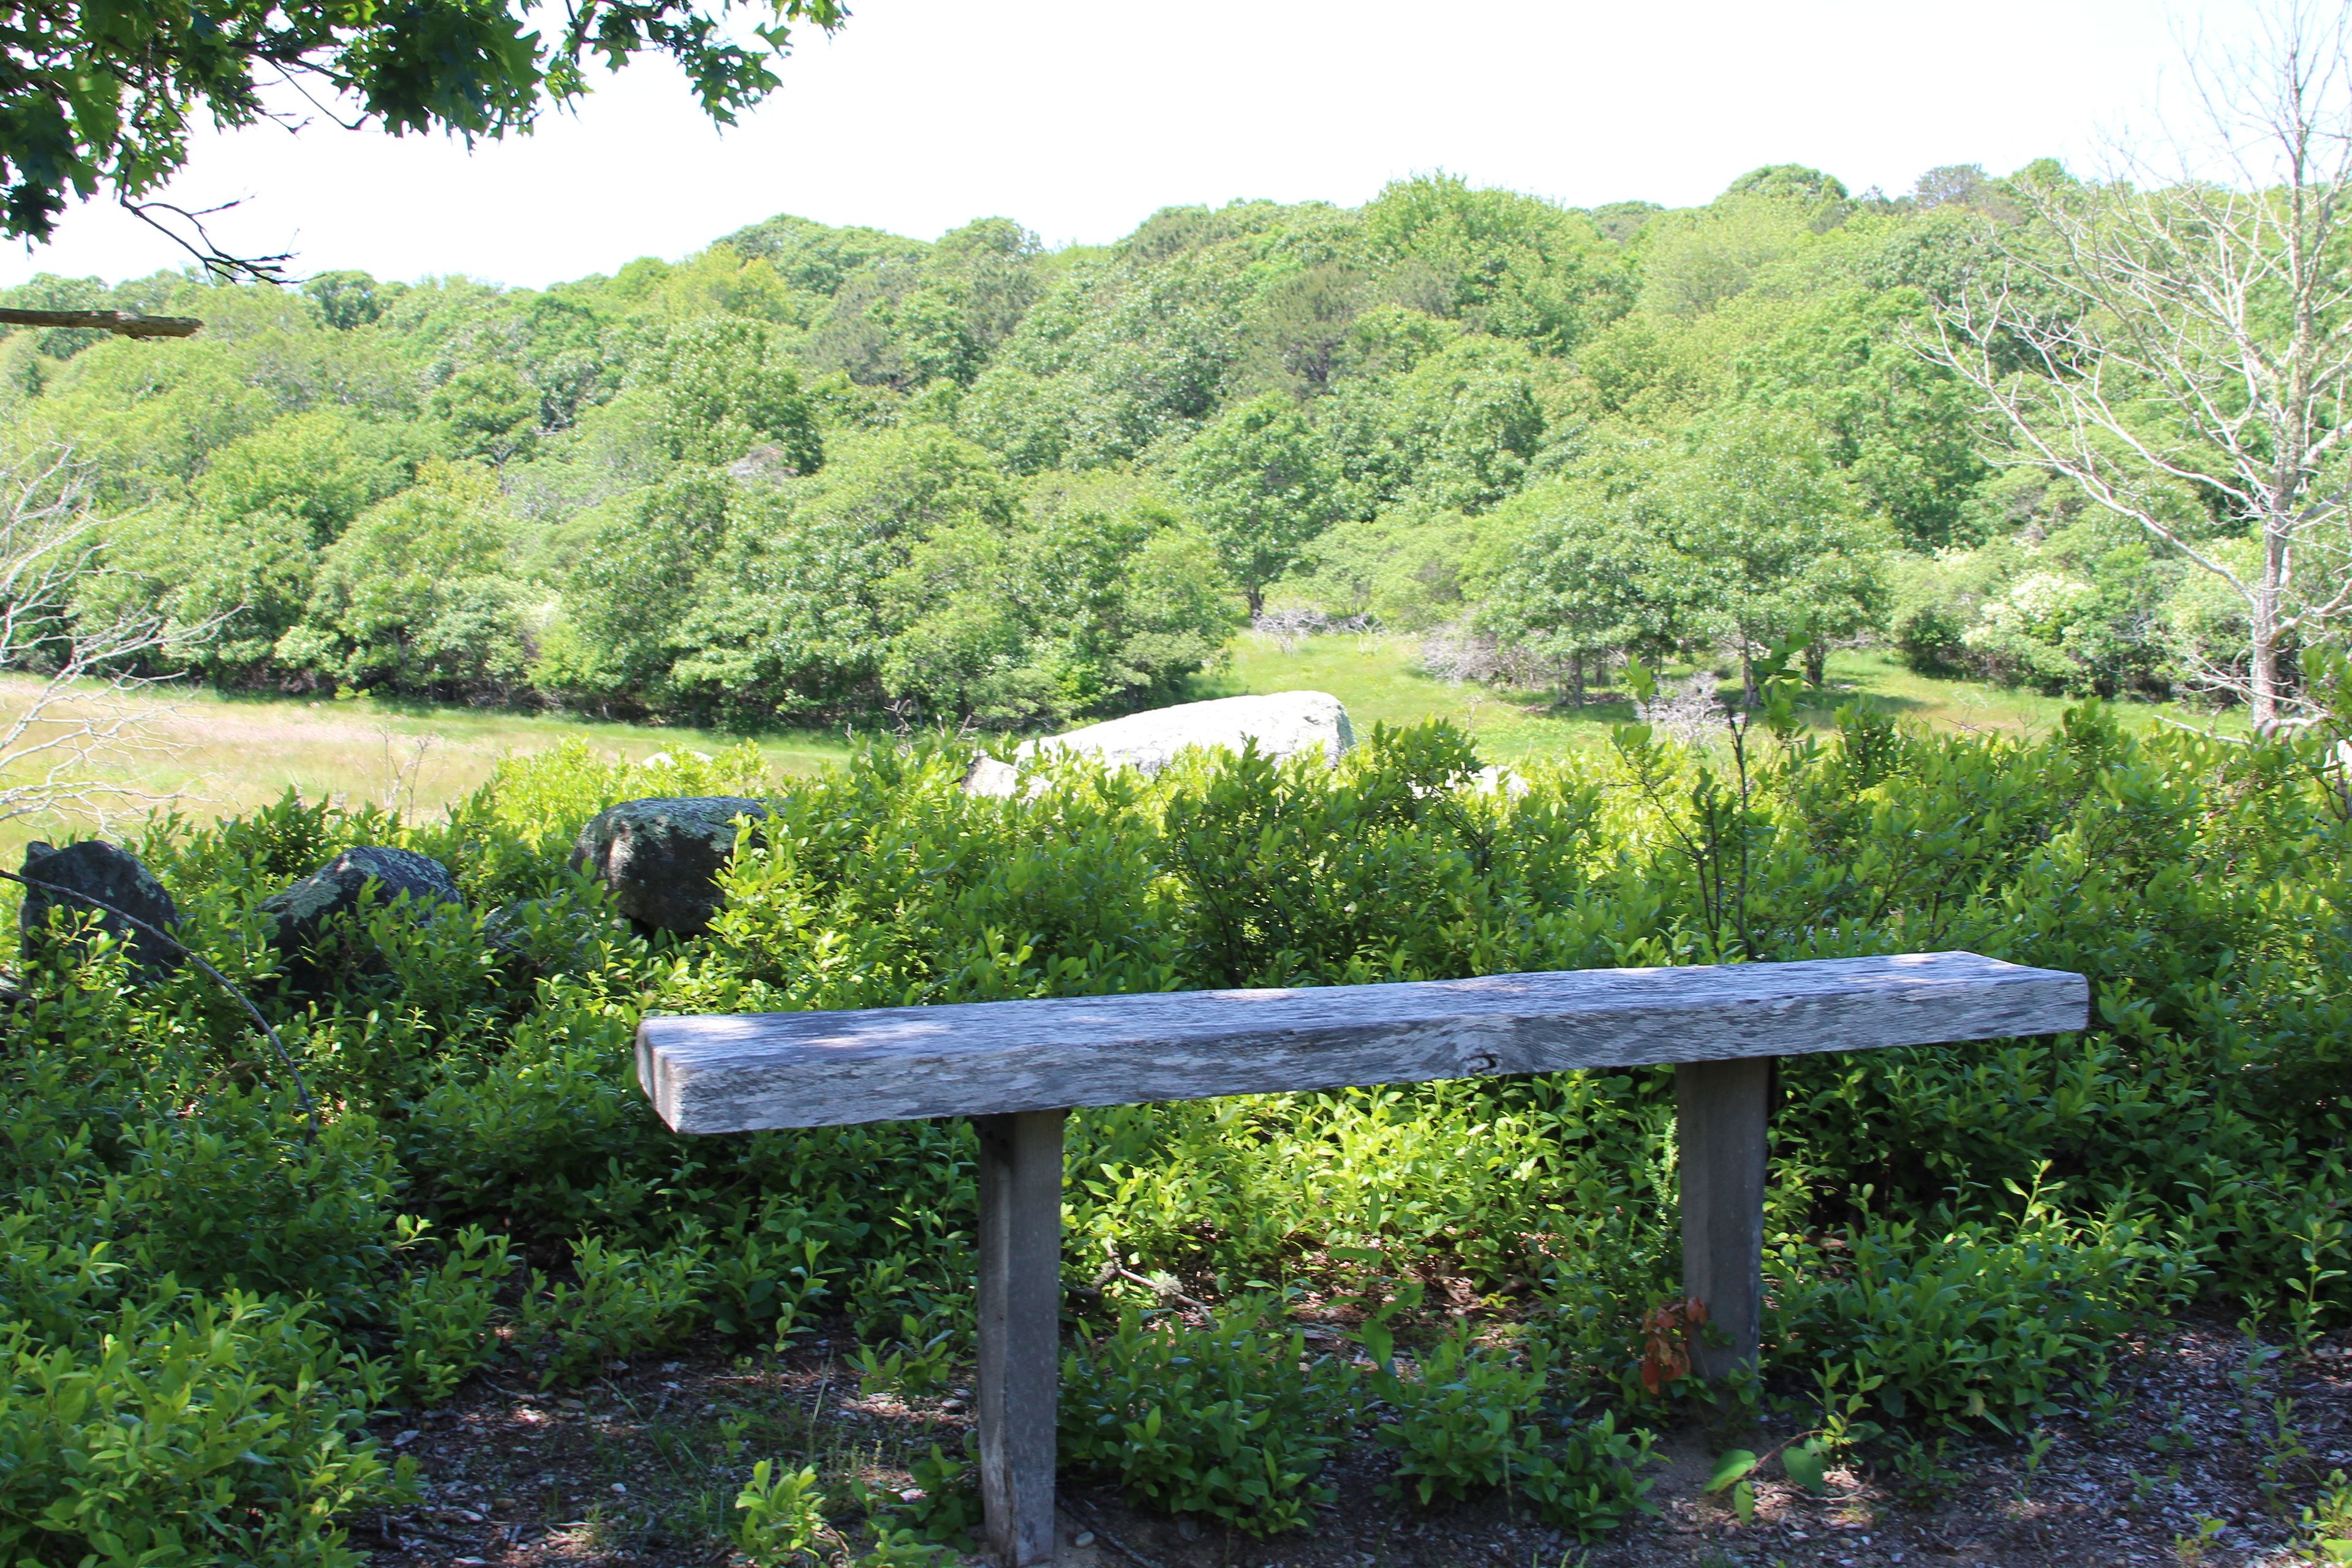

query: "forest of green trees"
(0, 159), (2237, 731)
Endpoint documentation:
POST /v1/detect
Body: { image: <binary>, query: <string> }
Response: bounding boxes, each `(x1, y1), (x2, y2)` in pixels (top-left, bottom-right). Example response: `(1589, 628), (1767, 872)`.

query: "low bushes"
(1770, 1178), (2202, 1434)
(1061, 1298), (1357, 1533)
(0, 1291), (407, 1567)
(513, 1234), (711, 1388)
(1058, 1302), (1659, 1539)
(1370, 1321), (1654, 1537)
(0, 704), (2346, 1554)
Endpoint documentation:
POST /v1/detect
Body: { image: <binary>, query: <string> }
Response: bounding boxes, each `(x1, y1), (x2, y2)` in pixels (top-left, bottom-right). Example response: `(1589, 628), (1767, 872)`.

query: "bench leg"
(975, 1109), (1066, 1567)
(1676, 1057), (1771, 1380)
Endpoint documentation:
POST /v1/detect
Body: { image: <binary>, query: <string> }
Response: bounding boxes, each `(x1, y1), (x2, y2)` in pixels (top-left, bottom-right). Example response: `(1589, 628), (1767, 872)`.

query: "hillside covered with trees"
(0, 160), (2229, 731)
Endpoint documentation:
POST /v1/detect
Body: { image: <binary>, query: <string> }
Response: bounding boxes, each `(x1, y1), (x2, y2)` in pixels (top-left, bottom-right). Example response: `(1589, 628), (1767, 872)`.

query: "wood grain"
(975, 1110), (1064, 1566)
(636, 951), (2088, 1134)
(1679, 1057), (1772, 1378)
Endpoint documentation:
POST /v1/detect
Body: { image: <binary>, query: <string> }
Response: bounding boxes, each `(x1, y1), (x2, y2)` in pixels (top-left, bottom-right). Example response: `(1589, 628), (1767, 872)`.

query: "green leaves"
(1174, 393), (1351, 612)
(512, 1234), (713, 1387)
(1782, 1441), (1829, 1496)
(0, 1291), (414, 1562)
(1701, 1442), (1828, 1521)
(1706, 1447), (1758, 1491)
(1624, 652), (1658, 703)
(736, 1459), (828, 1562)
(388, 1219), (514, 1404)
(1705, 1449), (1758, 1523)
(0, 649), (2346, 1561)
(634, 315), (823, 470)
(1770, 1196), (2197, 1437)
(1373, 1324), (1656, 1536)
(2, 1), (846, 250)
(1375, 1324), (1551, 1506)
(1058, 1297), (1356, 1536)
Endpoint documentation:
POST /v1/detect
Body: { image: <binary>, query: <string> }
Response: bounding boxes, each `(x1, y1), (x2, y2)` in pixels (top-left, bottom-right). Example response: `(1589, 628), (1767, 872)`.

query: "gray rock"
(1474, 764), (1529, 798)
(726, 443), (803, 485)
(481, 899), (542, 957)
(264, 846), (462, 951)
(20, 839), (181, 974)
(570, 796), (769, 935)
(1406, 764), (1528, 802)
(962, 755), (1023, 797)
(484, 897), (622, 968)
(965, 691), (1355, 797)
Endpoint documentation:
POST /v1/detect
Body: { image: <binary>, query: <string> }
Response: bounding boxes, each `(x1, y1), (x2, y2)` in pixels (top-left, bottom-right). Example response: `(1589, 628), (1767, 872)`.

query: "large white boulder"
(966, 691), (1355, 797)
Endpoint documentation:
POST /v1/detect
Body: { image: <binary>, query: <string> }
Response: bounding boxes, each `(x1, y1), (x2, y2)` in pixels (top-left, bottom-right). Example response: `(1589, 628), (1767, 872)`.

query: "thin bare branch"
(1916, 3), (2352, 725)
(120, 198), (294, 285)
(0, 443), (221, 832)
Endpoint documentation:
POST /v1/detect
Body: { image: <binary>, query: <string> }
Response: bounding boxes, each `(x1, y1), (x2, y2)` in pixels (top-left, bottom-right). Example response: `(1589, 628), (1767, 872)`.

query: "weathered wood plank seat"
(636, 951), (2087, 1566)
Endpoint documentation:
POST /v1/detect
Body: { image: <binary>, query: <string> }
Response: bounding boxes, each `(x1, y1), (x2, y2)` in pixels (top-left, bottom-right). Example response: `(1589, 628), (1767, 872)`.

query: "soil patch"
(357, 1316), (2348, 1568)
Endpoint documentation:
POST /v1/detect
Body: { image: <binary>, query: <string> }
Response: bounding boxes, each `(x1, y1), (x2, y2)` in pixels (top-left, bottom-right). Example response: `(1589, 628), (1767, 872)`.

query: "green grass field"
(0, 679), (851, 858)
(1190, 634), (2237, 763)
(0, 638), (2235, 856)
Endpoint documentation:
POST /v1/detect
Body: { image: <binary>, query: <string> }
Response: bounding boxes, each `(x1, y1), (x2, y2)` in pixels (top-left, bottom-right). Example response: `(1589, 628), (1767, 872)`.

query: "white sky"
(0, 0), (2270, 291)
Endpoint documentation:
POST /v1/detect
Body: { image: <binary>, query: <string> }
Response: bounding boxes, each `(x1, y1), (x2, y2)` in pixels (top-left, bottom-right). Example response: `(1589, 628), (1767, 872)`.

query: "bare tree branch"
(121, 197), (294, 286)
(0, 309), (202, 339)
(1917, 1), (2352, 726)
(0, 443), (224, 831)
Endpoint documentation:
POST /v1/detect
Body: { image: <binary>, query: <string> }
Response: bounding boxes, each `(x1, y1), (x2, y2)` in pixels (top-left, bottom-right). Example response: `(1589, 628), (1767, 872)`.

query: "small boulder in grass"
(263, 845), (463, 953)
(570, 796), (770, 935)
(19, 839), (181, 975)
(965, 690), (1357, 797)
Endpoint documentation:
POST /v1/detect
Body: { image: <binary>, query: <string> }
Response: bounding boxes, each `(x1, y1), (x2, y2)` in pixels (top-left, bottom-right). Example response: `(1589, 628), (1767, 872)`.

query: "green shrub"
(1513, 1414), (1658, 1540)
(704, 1210), (835, 1343)
(888, 1442), (982, 1550)
(1373, 1322), (1550, 1506)
(1770, 1178), (2202, 1433)
(386, 1220), (514, 1405)
(1367, 1322), (1655, 1536)
(849, 1528), (958, 1567)
(736, 1460), (827, 1565)
(855, 1311), (960, 1397)
(0, 1291), (410, 1566)
(0, 705), (2345, 1547)
(1060, 1298), (1359, 1535)
(515, 1234), (710, 1387)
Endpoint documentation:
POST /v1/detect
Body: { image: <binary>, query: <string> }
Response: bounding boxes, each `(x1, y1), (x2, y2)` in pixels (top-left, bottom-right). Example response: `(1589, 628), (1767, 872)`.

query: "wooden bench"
(636, 951), (2087, 1566)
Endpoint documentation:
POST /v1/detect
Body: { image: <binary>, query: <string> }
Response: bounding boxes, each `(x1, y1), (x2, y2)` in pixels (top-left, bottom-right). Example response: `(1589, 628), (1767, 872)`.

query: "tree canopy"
(0, 150), (2313, 727)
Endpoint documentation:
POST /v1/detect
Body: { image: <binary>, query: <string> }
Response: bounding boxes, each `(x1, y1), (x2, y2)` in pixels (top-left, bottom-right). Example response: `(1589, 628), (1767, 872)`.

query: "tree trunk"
(2251, 518), (2290, 731)
(1804, 639), (1826, 690)
(1568, 650), (1585, 709)
(2250, 634), (2282, 730)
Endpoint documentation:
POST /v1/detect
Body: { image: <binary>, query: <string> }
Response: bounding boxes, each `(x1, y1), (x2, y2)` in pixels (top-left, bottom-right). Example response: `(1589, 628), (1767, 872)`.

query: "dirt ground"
(356, 1315), (2351, 1568)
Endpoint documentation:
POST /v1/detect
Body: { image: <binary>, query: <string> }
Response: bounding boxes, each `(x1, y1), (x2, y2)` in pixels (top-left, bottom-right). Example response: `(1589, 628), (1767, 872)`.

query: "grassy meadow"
(0, 636), (2241, 859)
(0, 677), (851, 859)
(1188, 635), (2242, 762)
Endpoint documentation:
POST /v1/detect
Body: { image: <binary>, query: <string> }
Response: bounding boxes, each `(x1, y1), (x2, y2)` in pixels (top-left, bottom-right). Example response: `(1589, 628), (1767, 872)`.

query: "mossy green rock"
(570, 796), (769, 935)
(262, 845), (462, 951)
(20, 840), (180, 975)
